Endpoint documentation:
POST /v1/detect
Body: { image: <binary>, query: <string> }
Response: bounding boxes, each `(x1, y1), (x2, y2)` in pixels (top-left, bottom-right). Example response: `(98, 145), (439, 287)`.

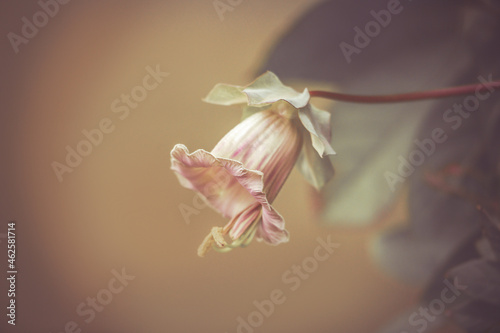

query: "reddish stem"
(309, 80), (500, 104)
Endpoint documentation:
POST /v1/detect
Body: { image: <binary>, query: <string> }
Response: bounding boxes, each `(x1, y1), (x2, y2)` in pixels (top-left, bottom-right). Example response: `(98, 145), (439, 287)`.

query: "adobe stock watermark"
(7, 0), (71, 54)
(385, 74), (498, 192)
(339, 0), (406, 64)
(226, 235), (340, 333)
(403, 278), (467, 333)
(49, 267), (135, 333)
(51, 64), (169, 182)
(213, 0), (244, 22)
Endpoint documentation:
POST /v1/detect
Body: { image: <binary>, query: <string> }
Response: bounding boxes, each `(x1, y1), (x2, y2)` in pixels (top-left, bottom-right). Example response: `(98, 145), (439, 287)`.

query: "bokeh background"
(2, 1), (488, 332)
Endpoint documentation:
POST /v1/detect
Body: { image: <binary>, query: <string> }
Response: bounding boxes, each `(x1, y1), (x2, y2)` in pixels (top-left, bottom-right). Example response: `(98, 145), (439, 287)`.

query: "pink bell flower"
(170, 72), (335, 256)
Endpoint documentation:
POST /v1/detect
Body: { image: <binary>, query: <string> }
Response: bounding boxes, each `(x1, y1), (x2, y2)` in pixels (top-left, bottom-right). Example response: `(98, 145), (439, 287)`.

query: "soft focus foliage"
(261, 0), (500, 332)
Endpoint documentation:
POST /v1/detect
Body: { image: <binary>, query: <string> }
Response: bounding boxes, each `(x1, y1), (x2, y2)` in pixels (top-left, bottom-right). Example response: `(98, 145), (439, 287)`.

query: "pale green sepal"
(298, 104), (336, 157)
(296, 132), (335, 190)
(203, 83), (248, 106)
(242, 71), (310, 108)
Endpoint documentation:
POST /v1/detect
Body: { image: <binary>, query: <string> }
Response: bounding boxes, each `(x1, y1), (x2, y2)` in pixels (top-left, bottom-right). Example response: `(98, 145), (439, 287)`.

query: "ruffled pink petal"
(171, 144), (290, 245)
(256, 205), (289, 245)
(171, 144), (256, 218)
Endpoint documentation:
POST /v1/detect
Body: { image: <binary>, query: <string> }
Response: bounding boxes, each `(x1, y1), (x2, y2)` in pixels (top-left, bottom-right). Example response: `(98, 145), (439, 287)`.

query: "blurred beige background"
(0, 1), (440, 332)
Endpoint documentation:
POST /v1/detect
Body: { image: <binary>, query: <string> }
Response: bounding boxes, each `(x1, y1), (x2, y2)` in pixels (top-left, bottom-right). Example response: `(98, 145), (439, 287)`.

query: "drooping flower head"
(170, 71), (335, 256)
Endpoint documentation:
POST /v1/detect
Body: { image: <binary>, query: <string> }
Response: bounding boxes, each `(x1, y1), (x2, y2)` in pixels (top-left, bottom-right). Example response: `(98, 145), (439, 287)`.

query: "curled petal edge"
(296, 133), (335, 190)
(298, 104), (336, 157)
(203, 71), (310, 109)
(170, 144), (289, 246)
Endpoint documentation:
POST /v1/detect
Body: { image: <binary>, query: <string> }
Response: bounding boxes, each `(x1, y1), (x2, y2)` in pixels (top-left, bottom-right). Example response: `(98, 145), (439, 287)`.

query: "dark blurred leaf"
(260, 0), (490, 225)
(376, 92), (500, 331)
(371, 223), (481, 284)
(369, 1), (500, 286)
(448, 298), (500, 333)
(480, 209), (500, 259)
(448, 259), (500, 305)
(261, 1), (500, 332)
(415, 208), (500, 333)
